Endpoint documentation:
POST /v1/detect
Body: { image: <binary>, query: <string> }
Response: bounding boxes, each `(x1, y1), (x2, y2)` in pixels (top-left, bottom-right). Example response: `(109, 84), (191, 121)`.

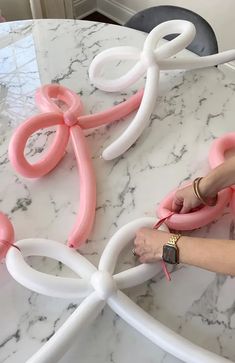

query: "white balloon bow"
(89, 20), (235, 160)
(6, 217), (231, 363)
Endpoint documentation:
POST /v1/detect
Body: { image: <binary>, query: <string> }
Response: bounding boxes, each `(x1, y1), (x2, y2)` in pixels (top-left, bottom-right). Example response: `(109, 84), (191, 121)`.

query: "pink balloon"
(230, 192), (235, 215)
(8, 84), (143, 249)
(0, 212), (14, 260)
(157, 183), (231, 231)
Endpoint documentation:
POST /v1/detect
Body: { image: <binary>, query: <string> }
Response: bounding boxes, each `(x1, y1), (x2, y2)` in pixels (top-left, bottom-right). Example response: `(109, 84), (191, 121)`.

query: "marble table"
(0, 19), (235, 363)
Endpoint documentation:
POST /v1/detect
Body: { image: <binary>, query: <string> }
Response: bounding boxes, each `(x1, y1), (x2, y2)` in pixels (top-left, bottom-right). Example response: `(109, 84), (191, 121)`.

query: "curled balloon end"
(67, 237), (85, 249)
(102, 153), (110, 161)
(102, 149), (116, 161)
(100, 151), (114, 161)
(68, 241), (76, 249)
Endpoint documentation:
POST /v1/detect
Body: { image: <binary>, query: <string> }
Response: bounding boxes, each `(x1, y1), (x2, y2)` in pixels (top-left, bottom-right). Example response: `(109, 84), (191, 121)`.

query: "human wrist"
(200, 159), (235, 198)
(197, 174), (218, 199)
(160, 233), (191, 265)
(156, 231), (171, 259)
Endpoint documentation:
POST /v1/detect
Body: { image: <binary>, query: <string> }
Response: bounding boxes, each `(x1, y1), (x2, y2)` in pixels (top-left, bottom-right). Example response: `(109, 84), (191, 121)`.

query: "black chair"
(125, 6), (218, 56)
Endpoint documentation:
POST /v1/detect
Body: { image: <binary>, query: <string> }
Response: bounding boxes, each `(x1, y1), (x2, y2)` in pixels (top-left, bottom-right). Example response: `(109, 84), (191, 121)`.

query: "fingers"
(172, 197), (183, 213)
(134, 234), (148, 256)
(139, 253), (157, 264)
(179, 202), (191, 214)
(135, 227), (149, 237)
(206, 195), (218, 206)
(134, 229), (149, 258)
(134, 244), (152, 256)
(172, 185), (203, 214)
(172, 190), (184, 213)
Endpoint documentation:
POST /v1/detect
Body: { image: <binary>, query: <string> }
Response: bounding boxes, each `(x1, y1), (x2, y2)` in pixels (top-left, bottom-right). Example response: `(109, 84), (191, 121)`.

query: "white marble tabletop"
(0, 19), (235, 363)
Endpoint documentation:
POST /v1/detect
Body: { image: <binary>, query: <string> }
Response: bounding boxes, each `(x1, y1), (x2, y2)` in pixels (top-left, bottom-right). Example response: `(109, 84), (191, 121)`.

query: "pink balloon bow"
(8, 84), (143, 251)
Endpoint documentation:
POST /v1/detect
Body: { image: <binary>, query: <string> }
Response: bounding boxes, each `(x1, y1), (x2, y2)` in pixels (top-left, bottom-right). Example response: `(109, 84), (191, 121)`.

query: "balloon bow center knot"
(141, 50), (156, 68)
(90, 271), (117, 300)
(63, 110), (78, 127)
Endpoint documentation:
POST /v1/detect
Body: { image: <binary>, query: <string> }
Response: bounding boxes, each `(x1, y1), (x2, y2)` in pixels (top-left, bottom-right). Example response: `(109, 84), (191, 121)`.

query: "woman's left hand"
(134, 228), (170, 263)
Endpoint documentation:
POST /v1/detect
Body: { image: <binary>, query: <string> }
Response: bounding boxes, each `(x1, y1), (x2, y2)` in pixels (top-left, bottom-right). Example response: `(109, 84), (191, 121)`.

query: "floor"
(83, 11), (118, 25)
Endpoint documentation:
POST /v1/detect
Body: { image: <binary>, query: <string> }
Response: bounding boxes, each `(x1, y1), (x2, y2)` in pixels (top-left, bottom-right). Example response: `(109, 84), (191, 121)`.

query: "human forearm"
(177, 235), (235, 275)
(200, 156), (235, 197)
(134, 228), (235, 276)
(172, 156), (235, 214)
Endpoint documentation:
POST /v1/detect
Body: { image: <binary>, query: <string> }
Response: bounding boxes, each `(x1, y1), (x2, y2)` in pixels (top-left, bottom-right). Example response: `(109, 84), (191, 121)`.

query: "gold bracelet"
(193, 177), (209, 205)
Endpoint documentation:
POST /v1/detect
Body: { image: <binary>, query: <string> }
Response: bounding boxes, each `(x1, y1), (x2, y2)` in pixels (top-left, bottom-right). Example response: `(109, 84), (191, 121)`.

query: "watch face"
(162, 244), (178, 264)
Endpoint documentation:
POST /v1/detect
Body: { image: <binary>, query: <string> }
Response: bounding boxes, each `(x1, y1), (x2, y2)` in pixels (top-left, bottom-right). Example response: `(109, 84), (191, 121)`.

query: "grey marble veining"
(0, 19), (235, 363)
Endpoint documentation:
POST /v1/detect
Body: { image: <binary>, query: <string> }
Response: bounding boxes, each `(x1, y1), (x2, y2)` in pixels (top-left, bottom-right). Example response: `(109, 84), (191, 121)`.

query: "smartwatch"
(162, 233), (181, 264)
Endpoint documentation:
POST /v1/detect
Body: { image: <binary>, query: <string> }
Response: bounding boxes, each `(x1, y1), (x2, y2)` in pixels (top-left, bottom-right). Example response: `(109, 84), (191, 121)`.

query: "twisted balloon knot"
(90, 270), (117, 300)
(63, 110), (79, 127)
(141, 50), (156, 68)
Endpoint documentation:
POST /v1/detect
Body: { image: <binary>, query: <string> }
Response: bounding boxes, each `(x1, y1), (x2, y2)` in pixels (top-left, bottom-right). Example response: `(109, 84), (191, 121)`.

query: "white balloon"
(6, 217), (232, 363)
(89, 20), (235, 160)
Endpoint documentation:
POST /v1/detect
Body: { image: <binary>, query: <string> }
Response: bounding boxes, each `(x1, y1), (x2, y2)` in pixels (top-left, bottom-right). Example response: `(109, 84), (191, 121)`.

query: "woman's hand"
(134, 228), (170, 263)
(172, 184), (202, 214)
(134, 226), (235, 276)
(172, 178), (217, 214)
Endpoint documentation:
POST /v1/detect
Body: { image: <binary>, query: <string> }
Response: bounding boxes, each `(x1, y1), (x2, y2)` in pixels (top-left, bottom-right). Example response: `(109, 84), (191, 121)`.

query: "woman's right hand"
(172, 178), (217, 214)
(172, 184), (202, 214)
